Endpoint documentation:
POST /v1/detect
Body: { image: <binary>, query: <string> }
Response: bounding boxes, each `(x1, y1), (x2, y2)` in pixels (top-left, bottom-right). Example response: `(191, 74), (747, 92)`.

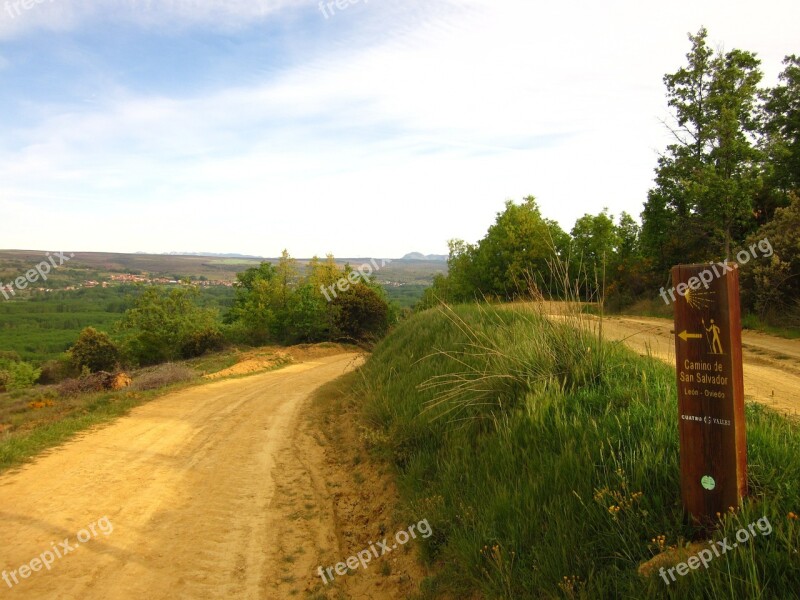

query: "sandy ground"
(203, 344), (355, 379)
(0, 353), (365, 599)
(596, 315), (800, 418)
(304, 377), (431, 600)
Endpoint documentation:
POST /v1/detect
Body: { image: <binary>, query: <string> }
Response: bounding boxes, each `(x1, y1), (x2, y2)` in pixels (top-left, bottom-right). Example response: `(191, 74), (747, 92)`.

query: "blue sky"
(0, 0), (798, 258)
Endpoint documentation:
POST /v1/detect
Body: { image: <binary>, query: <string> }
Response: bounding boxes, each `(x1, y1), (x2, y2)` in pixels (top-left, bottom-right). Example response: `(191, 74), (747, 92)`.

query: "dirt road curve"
(0, 353), (363, 599)
(600, 316), (800, 417)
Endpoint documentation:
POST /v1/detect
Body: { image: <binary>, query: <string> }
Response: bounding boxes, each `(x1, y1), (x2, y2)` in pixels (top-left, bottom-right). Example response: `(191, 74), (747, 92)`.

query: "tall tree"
(570, 209), (619, 286)
(700, 47), (763, 256)
(225, 262), (278, 342)
(443, 239), (480, 302)
(641, 28), (763, 267)
(119, 288), (220, 364)
(762, 55), (800, 202)
(275, 249), (298, 310)
(474, 196), (566, 299)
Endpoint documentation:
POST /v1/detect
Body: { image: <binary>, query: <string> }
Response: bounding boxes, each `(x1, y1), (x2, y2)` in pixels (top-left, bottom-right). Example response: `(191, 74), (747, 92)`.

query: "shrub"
(129, 363), (198, 391)
(742, 192), (800, 320)
(57, 372), (113, 397)
(0, 359), (42, 391)
(332, 284), (390, 342)
(120, 288), (221, 365)
(38, 356), (78, 385)
(180, 328), (225, 359)
(68, 327), (120, 373)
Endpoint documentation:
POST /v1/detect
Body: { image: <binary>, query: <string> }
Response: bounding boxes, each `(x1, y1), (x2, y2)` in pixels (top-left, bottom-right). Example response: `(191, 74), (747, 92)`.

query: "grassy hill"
(353, 304), (800, 598)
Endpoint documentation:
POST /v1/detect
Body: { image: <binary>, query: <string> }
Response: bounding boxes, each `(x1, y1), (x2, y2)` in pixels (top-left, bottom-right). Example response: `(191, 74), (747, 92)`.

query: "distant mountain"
(136, 252), (265, 259)
(402, 252), (448, 261)
(130, 250), (447, 261)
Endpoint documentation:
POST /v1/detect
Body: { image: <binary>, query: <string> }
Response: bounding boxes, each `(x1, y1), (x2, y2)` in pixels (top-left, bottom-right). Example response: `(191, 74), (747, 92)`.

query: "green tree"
(474, 196), (566, 299)
(742, 192), (800, 319)
(306, 254), (341, 295)
(762, 55), (800, 205)
(418, 273), (457, 309)
(284, 283), (331, 343)
(416, 197), (568, 306)
(442, 239), (480, 302)
(607, 213), (652, 308)
(119, 288), (221, 365)
(270, 250), (300, 340)
(614, 212), (642, 264)
(570, 209), (619, 286)
(0, 358), (42, 391)
(700, 47), (763, 256)
(332, 283), (390, 342)
(68, 327), (120, 373)
(642, 28), (763, 269)
(275, 249), (298, 310)
(233, 261), (277, 292)
(226, 253), (394, 344)
(225, 262), (278, 343)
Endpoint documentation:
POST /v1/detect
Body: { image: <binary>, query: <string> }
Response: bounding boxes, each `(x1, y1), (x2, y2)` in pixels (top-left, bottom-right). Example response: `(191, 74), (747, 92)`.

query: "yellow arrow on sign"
(678, 330), (703, 342)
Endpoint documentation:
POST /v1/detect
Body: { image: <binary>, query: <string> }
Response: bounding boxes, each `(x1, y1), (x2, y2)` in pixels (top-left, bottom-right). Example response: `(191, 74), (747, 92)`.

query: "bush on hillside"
(129, 363), (198, 391)
(332, 284), (390, 342)
(0, 359), (42, 391)
(741, 192), (800, 322)
(38, 355), (78, 385)
(57, 371), (116, 397)
(68, 327), (120, 373)
(119, 287), (222, 366)
(180, 328), (225, 359)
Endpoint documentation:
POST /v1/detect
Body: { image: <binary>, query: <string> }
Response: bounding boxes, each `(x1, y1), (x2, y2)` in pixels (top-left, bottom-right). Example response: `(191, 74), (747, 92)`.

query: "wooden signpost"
(671, 264), (747, 523)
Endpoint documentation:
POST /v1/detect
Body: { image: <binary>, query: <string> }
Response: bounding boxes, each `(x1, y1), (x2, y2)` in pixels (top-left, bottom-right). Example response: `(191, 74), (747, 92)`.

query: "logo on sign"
(701, 475), (716, 491)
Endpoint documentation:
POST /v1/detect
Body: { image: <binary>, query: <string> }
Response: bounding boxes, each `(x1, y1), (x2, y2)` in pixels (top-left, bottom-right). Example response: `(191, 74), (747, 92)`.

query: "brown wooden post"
(671, 264), (747, 523)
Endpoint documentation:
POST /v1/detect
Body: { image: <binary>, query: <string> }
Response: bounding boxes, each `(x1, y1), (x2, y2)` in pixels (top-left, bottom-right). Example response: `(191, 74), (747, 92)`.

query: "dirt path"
(0, 353), (364, 599)
(598, 316), (800, 418)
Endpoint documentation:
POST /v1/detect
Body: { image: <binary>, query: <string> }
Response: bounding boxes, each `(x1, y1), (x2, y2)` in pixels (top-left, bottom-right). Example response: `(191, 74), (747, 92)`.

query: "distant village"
(68, 273), (236, 291)
(0, 272), (235, 297)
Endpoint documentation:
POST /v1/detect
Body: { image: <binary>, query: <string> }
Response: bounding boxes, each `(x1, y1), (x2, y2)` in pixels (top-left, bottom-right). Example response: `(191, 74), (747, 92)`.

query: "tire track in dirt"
(0, 353), (363, 600)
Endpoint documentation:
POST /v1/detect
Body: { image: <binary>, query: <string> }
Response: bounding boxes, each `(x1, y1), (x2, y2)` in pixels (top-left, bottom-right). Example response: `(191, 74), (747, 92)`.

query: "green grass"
(354, 303), (800, 598)
(383, 284), (430, 309)
(741, 313), (800, 340)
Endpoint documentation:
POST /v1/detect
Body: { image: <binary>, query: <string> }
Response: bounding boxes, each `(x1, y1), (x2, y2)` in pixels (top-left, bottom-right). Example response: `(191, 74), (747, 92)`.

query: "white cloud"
(1, 0), (799, 255)
(0, 0), (296, 39)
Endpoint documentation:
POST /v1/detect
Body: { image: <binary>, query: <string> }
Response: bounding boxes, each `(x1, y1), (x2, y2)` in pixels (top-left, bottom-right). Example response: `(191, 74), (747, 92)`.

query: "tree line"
(0, 252), (393, 390)
(421, 28), (799, 321)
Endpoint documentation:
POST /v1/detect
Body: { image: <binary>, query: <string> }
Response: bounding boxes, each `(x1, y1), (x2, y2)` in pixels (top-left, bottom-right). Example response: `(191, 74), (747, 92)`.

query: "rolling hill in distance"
(0, 249), (447, 285)
(0, 249), (447, 361)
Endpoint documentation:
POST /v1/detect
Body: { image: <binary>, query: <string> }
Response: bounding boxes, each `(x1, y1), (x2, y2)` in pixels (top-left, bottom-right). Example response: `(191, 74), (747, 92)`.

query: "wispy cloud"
(0, 0), (298, 39)
(0, 0), (798, 256)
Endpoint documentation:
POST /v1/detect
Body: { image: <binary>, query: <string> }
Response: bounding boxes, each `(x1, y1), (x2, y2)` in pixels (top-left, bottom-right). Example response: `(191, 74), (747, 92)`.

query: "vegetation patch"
(355, 304), (800, 598)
